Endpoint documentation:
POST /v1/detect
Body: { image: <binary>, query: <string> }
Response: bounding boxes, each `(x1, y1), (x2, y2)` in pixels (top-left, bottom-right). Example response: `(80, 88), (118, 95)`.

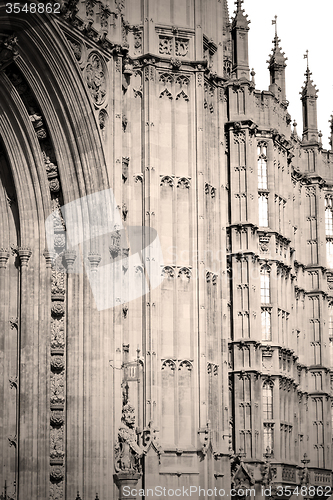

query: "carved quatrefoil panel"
(85, 52), (107, 107)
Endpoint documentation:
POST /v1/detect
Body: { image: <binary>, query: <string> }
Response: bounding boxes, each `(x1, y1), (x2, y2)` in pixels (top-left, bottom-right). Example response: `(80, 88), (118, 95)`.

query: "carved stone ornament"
(99, 109), (108, 132)
(0, 33), (19, 70)
(17, 247), (32, 267)
(260, 452), (277, 488)
(141, 421), (163, 462)
(160, 175), (174, 187)
(51, 320), (65, 351)
(175, 38), (189, 57)
(67, 37), (82, 62)
(231, 454), (255, 490)
(159, 36), (172, 55)
(115, 403), (146, 473)
(54, 234), (66, 249)
(50, 373), (65, 405)
(63, 250), (77, 272)
(51, 356), (65, 372)
(198, 420), (212, 456)
(115, 0), (125, 13)
(51, 269), (65, 296)
(49, 179), (60, 193)
(50, 411), (64, 427)
(133, 31), (142, 55)
(86, 52), (107, 106)
(50, 427), (64, 459)
(162, 266), (175, 279)
(49, 482), (64, 500)
(51, 303), (65, 317)
(0, 248), (10, 269)
(171, 58), (182, 70)
(50, 466), (64, 482)
(9, 317), (18, 330)
(88, 252), (102, 272)
(177, 177), (190, 189)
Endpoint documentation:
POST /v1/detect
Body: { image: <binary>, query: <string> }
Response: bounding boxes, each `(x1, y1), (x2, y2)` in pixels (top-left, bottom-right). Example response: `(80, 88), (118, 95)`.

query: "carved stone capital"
(17, 247), (32, 267)
(88, 252), (102, 272)
(63, 250), (77, 272)
(0, 248), (10, 269)
(43, 250), (57, 269)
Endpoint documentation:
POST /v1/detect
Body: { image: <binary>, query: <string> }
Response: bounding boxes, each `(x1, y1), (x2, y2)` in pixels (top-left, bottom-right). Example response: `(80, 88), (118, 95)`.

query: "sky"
(227, 0), (333, 149)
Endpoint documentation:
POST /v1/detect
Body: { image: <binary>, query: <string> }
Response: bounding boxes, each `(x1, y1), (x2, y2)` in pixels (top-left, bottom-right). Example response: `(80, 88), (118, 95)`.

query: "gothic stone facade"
(0, 0), (332, 499)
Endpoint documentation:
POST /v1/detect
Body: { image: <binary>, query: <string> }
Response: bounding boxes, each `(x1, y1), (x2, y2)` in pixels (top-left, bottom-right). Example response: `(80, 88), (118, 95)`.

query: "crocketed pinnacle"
(223, 0), (230, 31)
(231, 0), (250, 30)
(329, 114), (333, 148)
(300, 67), (318, 99)
(267, 34), (287, 69)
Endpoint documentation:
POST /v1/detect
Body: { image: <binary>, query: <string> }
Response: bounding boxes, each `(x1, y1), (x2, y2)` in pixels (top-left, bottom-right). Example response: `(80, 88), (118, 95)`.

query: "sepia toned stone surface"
(0, 1), (332, 499)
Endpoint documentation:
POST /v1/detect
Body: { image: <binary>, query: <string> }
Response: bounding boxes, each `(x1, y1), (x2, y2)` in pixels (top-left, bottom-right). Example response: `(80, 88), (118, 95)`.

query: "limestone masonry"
(0, 0), (333, 498)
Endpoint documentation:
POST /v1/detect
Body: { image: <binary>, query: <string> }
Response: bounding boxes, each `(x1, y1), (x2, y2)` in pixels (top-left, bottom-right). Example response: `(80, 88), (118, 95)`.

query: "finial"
(250, 68), (255, 84)
(301, 453), (310, 466)
(300, 51), (317, 99)
(272, 15), (277, 37)
(264, 446), (273, 459)
(236, 0), (244, 10)
(318, 130), (323, 145)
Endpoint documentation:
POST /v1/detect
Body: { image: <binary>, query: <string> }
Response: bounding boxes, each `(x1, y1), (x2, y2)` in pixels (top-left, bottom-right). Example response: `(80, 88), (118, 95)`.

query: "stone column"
(17, 247), (32, 498)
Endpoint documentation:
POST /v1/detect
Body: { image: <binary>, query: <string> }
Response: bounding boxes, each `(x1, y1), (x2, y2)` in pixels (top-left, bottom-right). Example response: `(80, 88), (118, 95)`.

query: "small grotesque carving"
(115, 403), (146, 473)
(171, 58), (181, 70)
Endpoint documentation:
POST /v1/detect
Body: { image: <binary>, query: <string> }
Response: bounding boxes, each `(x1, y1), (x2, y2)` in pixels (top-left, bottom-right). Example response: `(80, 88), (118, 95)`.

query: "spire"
(231, 0), (250, 79)
(232, 0), (250, 29)
(300, 52), (319, 144)
(300, 63), (318, 100)
(267, 16), (287, 102)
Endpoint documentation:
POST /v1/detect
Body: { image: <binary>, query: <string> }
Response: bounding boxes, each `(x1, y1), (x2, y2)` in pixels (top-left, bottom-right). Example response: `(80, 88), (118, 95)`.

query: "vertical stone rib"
(64, 250), (78, 498)
(17, 248), (32, 498)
